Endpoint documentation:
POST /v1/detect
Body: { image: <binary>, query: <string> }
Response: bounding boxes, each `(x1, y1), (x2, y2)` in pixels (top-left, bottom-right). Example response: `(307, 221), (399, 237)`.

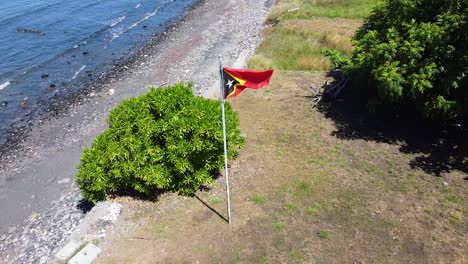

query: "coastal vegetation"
(333, 0), (467, 122)
(77, 83), (244, 204)
(95, 0), (466, 263)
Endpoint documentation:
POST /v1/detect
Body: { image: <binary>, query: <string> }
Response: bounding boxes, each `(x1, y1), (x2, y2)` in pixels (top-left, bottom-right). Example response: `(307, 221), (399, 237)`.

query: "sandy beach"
(0, 0), (271, 262)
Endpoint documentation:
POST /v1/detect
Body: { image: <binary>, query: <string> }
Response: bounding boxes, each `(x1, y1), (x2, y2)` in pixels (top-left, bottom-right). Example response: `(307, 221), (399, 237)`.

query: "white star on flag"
(227, 79), (234, 88)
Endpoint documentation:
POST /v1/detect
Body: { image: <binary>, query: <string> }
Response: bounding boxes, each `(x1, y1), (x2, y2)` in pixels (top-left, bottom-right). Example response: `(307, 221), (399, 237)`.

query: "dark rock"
(16, 28), (47, 36)
(82, 51), (89, 55)
(41, 74), (49, 79)
(49, 84), (56, 89)
(1, 101), (8, 106)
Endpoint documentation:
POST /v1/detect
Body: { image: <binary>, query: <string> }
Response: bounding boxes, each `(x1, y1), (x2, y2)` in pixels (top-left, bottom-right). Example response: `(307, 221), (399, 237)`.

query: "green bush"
(77, 83), (244, 204)
(331, 0), (467, 121)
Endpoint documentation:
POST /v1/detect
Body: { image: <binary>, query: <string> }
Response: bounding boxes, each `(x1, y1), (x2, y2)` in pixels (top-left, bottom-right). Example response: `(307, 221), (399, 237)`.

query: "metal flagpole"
(218, 56), (232, 224)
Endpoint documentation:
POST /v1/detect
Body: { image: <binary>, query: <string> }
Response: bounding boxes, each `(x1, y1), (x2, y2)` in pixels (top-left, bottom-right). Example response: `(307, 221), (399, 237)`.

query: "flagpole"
(219, 56), (232, 224)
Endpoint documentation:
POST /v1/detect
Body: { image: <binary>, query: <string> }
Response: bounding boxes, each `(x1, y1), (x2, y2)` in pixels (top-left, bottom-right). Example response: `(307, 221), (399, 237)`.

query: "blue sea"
(0, 0), (198, 144)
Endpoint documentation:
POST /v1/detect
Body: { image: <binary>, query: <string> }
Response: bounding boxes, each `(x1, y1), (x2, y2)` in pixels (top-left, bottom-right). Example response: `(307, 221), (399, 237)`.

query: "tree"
(347, 0), (467, 121)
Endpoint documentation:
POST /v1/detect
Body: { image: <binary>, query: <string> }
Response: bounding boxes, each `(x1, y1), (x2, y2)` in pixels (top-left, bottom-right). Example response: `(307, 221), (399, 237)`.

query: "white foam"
(135, 3), (141, 9)
(109, 16), (126, 27)
(72, 65), (86, 80)
(0, 81), (10, 90)
(128, 2), (168, 31)
(109, 27), (125, 41)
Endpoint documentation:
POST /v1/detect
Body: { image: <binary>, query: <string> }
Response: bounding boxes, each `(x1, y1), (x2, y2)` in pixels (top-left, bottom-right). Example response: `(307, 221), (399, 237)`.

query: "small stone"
(28, 212), (38, 221)
(41, 74), (49, 79)
(58, 178), (71, 184)
(443, 182), (449, 186)
(1, 101), (8, 106)
(82, 51), (90, 55)
(8, 226), (16, 233)
(107, 89), (115, 96)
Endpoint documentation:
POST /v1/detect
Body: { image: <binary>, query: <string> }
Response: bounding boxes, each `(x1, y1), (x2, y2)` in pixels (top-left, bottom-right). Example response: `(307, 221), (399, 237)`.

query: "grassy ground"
(96, 0), (467, 263)
(97, 71), (467, 263)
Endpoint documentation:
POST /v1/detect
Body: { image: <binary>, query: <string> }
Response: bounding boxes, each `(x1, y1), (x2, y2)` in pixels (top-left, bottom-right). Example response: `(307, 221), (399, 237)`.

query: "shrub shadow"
(77, 199), (95, 213)
(314, 73), (467, 177)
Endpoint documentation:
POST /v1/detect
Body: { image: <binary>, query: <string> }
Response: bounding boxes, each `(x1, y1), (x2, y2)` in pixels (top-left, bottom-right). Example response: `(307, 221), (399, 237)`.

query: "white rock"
(99, 203), (122, 223)
(107, 89), (115, 95)
(55, 240), (82, 262)
(58, 178), (71, 184)
(67, 243), (101, 264)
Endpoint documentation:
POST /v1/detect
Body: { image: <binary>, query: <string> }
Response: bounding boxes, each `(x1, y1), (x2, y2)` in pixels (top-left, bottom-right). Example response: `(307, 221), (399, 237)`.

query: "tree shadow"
(314, 73), (467, 177)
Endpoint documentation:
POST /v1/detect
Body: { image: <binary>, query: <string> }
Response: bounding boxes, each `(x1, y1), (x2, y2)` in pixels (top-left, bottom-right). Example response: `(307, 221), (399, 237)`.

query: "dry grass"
(296, 56), (331, 71)
(265, 0), (382, 23)
(248, 17), (362, 71)
(285, 18), (362, 56)
(96, 72), (467, 263)
(250, 0), (377, 72)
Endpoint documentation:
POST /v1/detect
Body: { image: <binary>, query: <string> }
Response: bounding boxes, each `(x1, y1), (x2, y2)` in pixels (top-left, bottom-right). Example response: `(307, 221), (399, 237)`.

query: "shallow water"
(0, 0), (198, 144)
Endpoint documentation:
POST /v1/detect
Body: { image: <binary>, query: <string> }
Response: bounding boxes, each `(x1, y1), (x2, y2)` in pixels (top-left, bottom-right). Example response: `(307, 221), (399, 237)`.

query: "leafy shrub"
(331, 0), (467, 121)
(77, 83), (244, 204)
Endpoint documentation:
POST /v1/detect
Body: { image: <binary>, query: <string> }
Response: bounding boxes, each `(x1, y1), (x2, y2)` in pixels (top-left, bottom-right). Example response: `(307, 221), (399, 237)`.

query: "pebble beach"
(0, 0), (271, 262)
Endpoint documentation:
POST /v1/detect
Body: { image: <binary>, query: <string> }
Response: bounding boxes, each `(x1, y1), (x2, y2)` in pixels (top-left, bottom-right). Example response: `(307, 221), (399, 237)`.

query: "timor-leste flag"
(222, 67), (274, 99)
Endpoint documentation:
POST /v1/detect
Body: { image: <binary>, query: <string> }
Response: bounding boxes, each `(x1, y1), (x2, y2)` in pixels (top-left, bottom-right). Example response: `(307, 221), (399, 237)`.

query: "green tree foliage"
(341, 0), (467, 121)
(77, 83), (244, 204)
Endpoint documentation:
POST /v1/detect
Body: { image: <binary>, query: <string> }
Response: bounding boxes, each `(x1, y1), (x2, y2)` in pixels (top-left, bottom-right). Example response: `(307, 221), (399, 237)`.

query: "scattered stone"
(99, 203), (122, 223)
(49, 84), (57, 89)
(288, 7), (300, 12)
(82, 51), (89, 55)
(1, 101), (8, 106)
(107, 89), (115, 96)
(16, 28), (47, 35)
(443, 181), (449, 187)
(41, 74), (49, 79)
(58, 178), (71, 184)
(28, 212), (38, 222)
(20, 97), (29, 108)
(7, 226), (16, 234)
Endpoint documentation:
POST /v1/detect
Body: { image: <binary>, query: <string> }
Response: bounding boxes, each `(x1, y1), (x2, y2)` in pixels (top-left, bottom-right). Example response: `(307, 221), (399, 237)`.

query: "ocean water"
(0, 0), (198, 144)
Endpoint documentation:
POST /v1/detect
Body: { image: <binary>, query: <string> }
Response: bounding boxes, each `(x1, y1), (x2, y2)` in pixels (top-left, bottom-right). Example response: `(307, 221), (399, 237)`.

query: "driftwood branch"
(310, 70), (348, 107)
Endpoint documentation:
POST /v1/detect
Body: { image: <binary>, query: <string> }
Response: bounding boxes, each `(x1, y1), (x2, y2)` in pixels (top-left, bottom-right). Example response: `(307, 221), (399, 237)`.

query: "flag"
(222, 67), (274, 99)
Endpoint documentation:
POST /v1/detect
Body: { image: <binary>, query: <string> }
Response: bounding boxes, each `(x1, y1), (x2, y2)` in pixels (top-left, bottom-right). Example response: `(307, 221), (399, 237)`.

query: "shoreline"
(0, 0), (271, 262)
(0, 0), (204, 170)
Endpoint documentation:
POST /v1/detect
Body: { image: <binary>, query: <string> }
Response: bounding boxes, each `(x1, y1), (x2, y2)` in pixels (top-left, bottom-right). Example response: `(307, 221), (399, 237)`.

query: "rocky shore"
(0, 0), (271, 262)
